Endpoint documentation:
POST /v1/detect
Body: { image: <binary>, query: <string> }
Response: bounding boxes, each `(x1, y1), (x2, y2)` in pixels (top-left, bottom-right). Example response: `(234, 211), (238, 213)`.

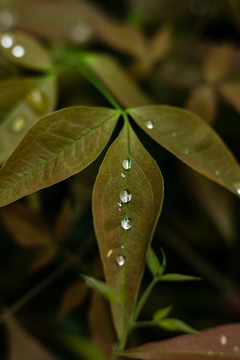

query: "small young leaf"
(153, 305), (173, 321)
(93, 121), (164, 339)
(82, 54), (151, 107)
(0, 106), (120, 207)
(128, 106), (240, 197)
(6, 317), (59, 360)
(81, 275), (116, 302)
(158, 273), (201, 282)
(119, 323), (240, 359)
(186, 85), (217, 124)
(0, 76), (57, 163)
(147, 247), (160, 277)
(153, 318), (198, 334)
(0, 31), (52, 71)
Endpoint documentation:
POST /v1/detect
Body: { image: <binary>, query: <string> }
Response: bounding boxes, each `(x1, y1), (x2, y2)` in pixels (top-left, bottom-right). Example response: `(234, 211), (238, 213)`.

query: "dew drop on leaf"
(184, 148), (189, 155)
(27, 89), (47, 113)
(122, 158), (132, 170)
(172, 132), (177, 137)
(219, 334), (228, 346)
(145, 120), (154, 129)
(12, 44), (25, 58)
(215, 170), (220, 176)
(115, 255), (125, 267)
(11, 116), (27, 133)
(121, 172), (126, 178)
(0, 34), (13, 48)
(118, 201), (123, 207)
(121, 217), (133, 230)
(119, 190), (132, 203)
(233, 182), (240, 195)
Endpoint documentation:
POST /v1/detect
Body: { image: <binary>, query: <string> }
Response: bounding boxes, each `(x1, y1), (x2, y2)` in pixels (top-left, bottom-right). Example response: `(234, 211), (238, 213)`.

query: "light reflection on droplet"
(0, 34), (13, 48)
(12, 44), (25, 58)
(121, 217), (133, 230)
(11, 116), (27, 133)
(116, 255), (125, 266)
(145, 120), (154, 129)
(119, 189), (132, 204)
(233, 181), (240, 195)
(219, 334), (228, 346)
(122, 159), (132, 170)
(120, 244), (124, 249)
(121, 172), (126, 178)
(118, 201), (122, 207)
(27, 89), (47, 113)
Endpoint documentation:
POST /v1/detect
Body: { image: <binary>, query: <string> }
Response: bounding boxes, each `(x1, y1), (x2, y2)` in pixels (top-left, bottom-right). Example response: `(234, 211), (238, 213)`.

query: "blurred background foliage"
(0, 0), (240, 359)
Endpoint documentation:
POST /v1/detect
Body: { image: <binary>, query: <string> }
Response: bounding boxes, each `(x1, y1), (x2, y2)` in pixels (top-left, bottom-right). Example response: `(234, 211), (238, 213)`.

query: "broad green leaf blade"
(147, 247), (161, 277)
(81, 275), (116, 302)
(186, 85), (217, 124)
(0, 107), (120, 207)
(153, 305), (173, 321)
(0, 76), (57, 163)
(81, 54), (151, 107)
(156, 318), (198, 334)
(93, 121), (164, 339)
(128, 106), (240, 197)
(6, 317), (59, 360)
(0, 31), (52, 71)
(219, 81), (240, 113)
(119, 323), (240, 359)
(158, 273), (201, 282)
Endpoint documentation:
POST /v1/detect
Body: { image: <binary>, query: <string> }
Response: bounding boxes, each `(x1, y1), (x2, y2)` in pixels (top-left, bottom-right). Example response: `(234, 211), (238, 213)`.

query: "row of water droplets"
(114, 158), (133, 268)
(144, 119), (240, 196)
(207, 334), (239, 356)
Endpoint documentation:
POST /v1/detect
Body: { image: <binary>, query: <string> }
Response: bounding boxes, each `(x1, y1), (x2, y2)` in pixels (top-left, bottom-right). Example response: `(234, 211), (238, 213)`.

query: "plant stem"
(133, 277), (158, 323)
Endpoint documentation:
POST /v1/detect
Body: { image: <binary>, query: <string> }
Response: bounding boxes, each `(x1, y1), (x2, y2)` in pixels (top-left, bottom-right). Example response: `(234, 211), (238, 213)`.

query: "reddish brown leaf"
(58, 281), (87, 317)
(219, 81), (240, 113)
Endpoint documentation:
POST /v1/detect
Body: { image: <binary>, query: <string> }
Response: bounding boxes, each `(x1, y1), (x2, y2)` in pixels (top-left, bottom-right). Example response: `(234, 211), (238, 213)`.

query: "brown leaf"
(92, 122), (164, 339)
(219, 81), (240, 113)
(58, 281), (87, 317)
(186, 85), (217, 124)
(120, 323), (240, 359)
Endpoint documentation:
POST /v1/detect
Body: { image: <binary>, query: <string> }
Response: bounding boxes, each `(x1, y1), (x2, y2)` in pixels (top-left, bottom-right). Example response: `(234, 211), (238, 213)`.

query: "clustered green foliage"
(0, 0), (240, 359)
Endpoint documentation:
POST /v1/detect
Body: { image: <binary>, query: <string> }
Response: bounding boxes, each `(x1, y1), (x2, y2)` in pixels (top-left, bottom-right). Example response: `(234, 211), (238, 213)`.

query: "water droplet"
(0, 34), (13, 48)
(145, 120), (154, 129)
(0, 10), (16, 30)
(121, 173), (126, 178)
(233, 181), (240, 195)
(12, 44), (25, 58)
(122, 159), (132, 170)
(70, 22), (94, 43)
(11, 116), (27, 133)
(121, 217), (133, 230)
(119, 190), (132, 204)
(184, 149), (189, 155)
(120, 244), (124, 249)
(118, 201), (122, 207)
(219, 334), (228, 346)
(107, 249), (113, 258)
(116, 255), (125, 266)
(172, 132), (177, 137)
(234, 346), (240, 353)
(215, 170), (220, 176)
(27, 89), (47, 113)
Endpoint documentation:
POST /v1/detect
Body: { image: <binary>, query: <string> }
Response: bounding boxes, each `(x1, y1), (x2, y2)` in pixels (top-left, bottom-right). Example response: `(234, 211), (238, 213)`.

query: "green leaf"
(147, 247), (161, 277)
(119, 323), (240, 359)
(6, 317), (59, 360)
(154, 318), (198, 334)
(81, 275), (116, 302)
(0, 31), (52, 71)
(0, 106), (120, 207)
(153, 305), (173, 321)
(158, 273), (201, 282)
(92, 120), (164, 339)
(128, 105), (240, 197)
(0, 76), (57, 163)
(81, 53), (151, 107)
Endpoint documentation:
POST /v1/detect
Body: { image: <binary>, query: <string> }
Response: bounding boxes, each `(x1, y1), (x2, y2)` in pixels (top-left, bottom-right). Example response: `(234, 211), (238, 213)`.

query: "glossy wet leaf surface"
(128, 106), (240, 196)
(0, 107), (120, 207)
(93, 122), (164, 339)
(119, 323), (240, 359)
(0, 31), (52, 71)
(0, 76), (57, 163)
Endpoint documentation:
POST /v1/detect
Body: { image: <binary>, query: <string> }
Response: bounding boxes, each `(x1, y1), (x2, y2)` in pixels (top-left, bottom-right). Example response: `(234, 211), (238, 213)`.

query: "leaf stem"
(133, 277), (158, 323)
